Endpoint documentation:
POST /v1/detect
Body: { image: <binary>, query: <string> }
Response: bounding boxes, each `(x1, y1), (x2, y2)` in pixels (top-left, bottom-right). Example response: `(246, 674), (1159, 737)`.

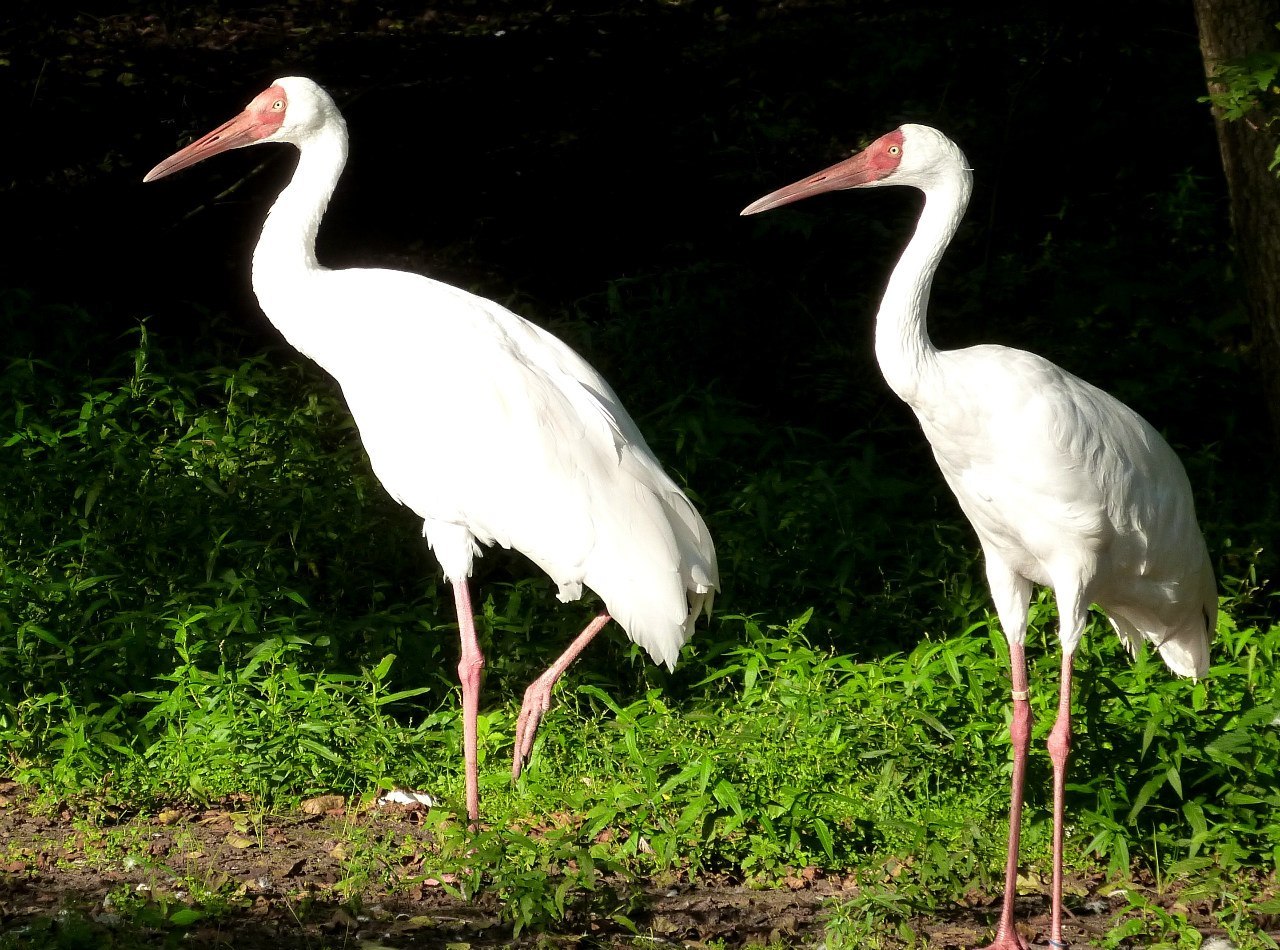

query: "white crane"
(144, 77), (718, 825)
(742, 125), (1215, 950)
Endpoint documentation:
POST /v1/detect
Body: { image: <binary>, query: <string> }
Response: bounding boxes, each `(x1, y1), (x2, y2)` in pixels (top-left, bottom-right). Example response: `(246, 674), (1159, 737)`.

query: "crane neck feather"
(248, 116), (349, 364)
(874, 167), (972, 405)
(252, 116), (349, 286)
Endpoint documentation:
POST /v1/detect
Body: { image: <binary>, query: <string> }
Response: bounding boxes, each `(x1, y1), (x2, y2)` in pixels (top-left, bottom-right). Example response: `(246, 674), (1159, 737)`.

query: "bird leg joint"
(457, 652), (484, 688)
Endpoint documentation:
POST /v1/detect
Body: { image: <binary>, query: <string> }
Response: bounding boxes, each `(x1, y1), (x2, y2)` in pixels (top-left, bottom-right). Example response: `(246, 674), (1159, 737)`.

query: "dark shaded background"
(1, 0), (1269, 586)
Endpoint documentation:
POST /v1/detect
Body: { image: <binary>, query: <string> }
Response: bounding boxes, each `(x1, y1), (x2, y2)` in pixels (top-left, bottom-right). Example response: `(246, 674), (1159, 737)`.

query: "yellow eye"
(889, 145), (901, 155)
(272, 99), (285, 110)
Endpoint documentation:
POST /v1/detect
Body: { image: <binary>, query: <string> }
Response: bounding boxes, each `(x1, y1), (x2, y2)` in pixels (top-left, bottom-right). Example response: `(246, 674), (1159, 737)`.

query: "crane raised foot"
(511, 612), (612, 779)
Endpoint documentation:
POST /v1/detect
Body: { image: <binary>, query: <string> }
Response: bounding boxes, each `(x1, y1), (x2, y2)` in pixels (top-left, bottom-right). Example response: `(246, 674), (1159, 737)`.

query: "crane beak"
(144, 84), (289, 183)
(740, 149), (879, 216)
(143, 112), (263, 183)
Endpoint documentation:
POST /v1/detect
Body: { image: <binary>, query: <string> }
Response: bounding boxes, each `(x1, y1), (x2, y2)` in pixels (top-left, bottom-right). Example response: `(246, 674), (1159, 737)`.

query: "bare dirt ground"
(0, 781), (1262, 948)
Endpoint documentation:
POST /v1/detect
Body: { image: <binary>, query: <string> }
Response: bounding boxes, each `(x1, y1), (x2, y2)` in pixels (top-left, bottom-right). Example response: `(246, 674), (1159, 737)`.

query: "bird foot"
(976, 930), (1033, 950)
(511, 677), (554, 780)
(510, 615), (611, 780)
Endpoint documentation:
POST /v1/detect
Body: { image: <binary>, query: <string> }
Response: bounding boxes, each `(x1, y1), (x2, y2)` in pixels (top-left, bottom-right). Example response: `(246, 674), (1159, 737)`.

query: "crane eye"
(272, 99), (285, 110)
(888, 145), (901, 155)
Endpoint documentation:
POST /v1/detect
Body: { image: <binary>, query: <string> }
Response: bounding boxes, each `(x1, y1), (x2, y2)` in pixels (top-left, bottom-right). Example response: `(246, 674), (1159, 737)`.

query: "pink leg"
(1046, 651), (1076, 950)
(451, 578), (484, 825)
(982, 641), (1033, 950)
(511, 612), (611, 779)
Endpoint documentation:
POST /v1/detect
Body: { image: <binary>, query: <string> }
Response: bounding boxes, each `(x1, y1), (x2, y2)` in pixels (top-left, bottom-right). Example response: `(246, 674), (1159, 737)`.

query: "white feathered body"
(911, 343), (1214, 675)
(246, 84), (716, 670)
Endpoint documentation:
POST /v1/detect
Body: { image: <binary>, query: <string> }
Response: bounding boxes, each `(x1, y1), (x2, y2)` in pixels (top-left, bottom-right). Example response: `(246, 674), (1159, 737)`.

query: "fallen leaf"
(302, 794), (346, 816)
(320, 907), (358, 933)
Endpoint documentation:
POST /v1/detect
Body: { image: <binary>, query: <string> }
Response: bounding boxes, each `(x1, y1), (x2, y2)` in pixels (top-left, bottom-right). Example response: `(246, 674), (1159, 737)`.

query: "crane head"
(740, 125), (967, 216)
(143, 78), (338, 184)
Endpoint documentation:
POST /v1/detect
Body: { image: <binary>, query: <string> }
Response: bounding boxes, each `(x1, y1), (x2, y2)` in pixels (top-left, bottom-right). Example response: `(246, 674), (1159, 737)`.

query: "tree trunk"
(1192, 0), (1280, 452)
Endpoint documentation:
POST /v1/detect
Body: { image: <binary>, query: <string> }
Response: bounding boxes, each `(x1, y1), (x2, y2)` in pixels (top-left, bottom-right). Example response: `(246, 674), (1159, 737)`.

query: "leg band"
(1011, 689), (1029, 701)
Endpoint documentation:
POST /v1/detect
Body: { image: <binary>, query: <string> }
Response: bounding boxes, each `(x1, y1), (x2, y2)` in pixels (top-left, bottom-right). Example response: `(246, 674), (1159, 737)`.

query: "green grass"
(0, 282), (1275, 946)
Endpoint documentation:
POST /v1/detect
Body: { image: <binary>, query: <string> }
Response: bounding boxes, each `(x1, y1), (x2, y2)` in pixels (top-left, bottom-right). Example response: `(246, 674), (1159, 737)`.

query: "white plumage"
(743, 123), (1213, 950)
(146, 76), (717, 823)
(918, 342), (1213, 675)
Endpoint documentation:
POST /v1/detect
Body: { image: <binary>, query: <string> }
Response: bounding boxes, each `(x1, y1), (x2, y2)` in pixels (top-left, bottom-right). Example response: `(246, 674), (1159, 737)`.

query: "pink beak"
(740, 149), (884, 216)
(144, 85), (288, 183)
(739, 125), (911, 216)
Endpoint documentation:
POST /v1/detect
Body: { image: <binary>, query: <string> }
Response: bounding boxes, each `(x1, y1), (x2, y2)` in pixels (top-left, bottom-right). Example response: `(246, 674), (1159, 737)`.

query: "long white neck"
(873, 169), (971, 406)
(250, 116), (348, 344)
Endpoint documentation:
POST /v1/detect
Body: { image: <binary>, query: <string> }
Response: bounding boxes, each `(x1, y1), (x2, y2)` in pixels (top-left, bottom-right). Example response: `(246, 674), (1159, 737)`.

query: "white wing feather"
(915, 344), (1212, 675)
(264, 266), (717, 670)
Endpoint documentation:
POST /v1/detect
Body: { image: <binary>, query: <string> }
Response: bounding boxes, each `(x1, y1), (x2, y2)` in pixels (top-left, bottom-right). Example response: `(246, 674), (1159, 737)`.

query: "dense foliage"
(0, 275), (1275, 940)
